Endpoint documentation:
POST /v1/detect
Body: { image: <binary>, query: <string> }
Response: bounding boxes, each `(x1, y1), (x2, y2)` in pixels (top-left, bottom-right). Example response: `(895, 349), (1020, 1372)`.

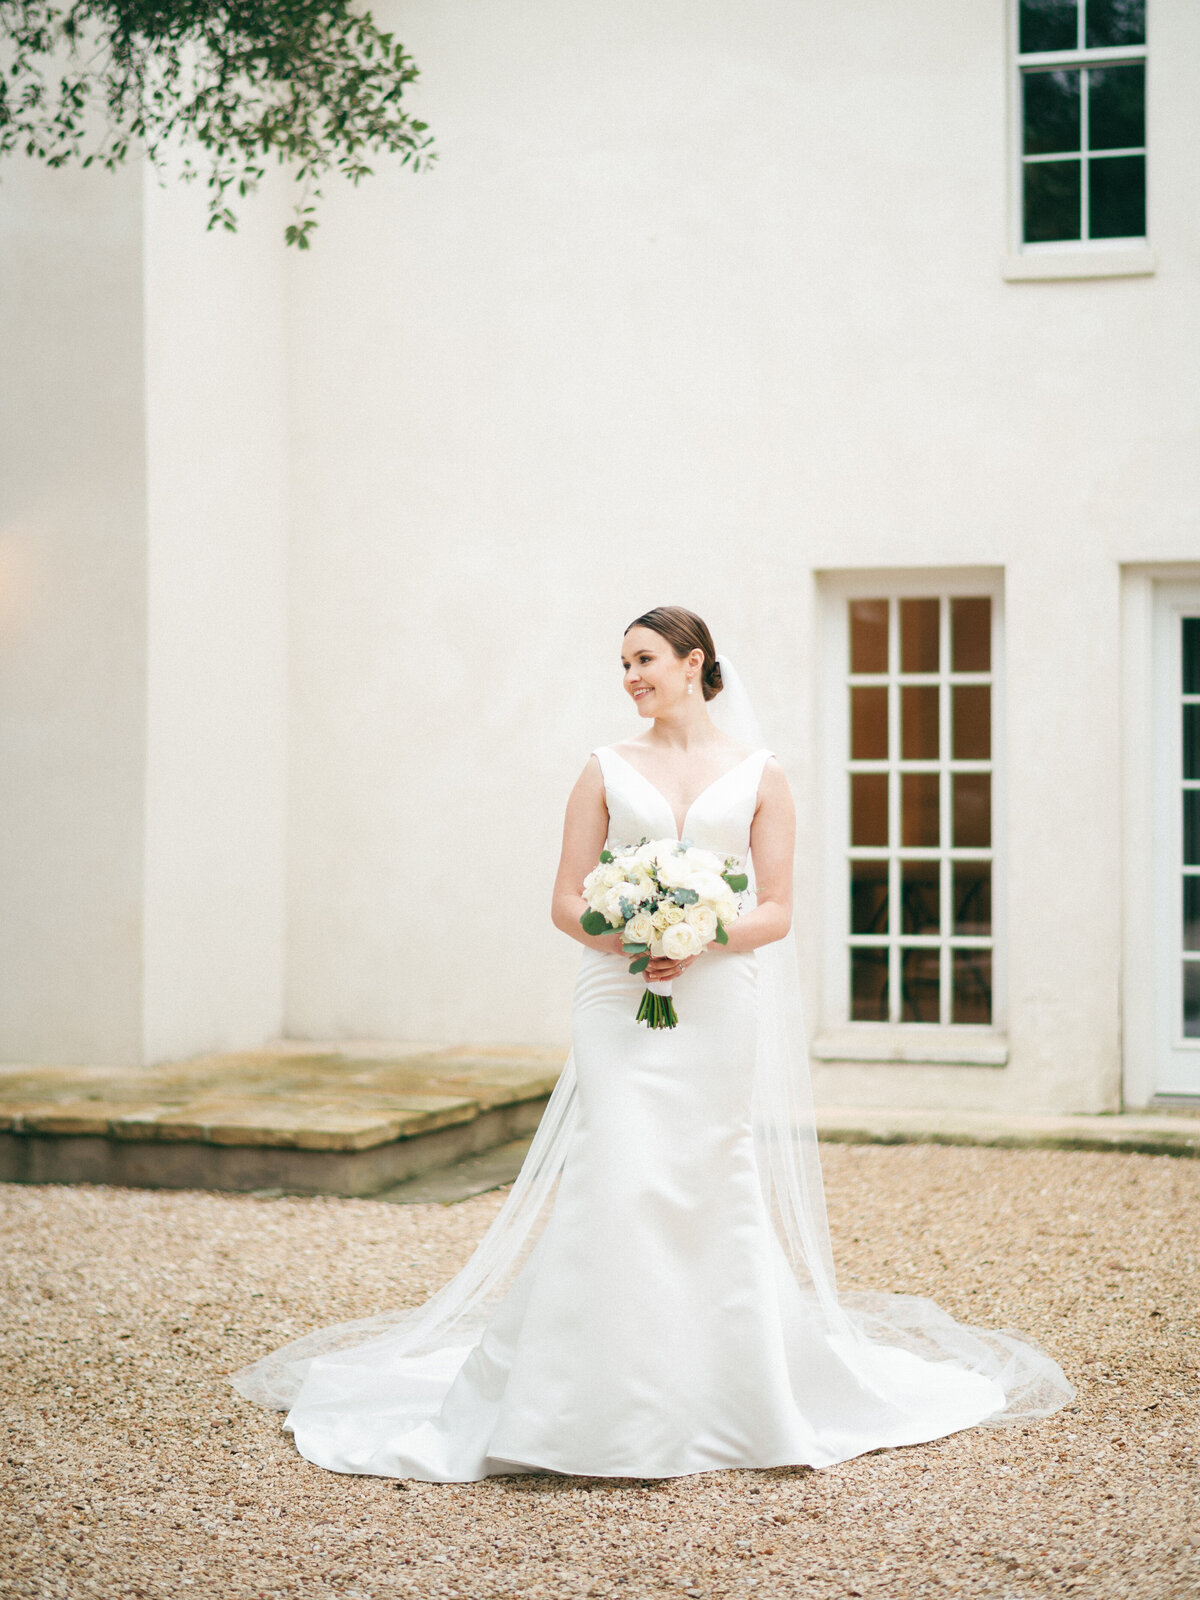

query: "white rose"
(682, 847), (723, 875)
(634, 840), (662, 864)
(655, 852), (695, 889)
(623, 910), (655, 945)
(584, 884), (609, 913)
(649, 936), (666, 957)
(662, 903), (685, 925)
(661, 921), (703, 960)
(602, 884), (640, 925)
(684, 903), (718, 943)
(688, 870), (729, 905)
(651, 908), (671, 932)
(585, 860), (623, 897)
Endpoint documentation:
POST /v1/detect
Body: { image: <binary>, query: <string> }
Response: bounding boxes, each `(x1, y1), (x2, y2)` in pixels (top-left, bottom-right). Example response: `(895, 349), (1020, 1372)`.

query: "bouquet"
(580, 839), (748, 1028)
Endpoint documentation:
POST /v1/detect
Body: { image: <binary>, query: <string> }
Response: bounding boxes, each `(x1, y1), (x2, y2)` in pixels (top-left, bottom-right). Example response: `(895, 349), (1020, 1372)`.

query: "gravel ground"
(3, 1145), (1199, 1600)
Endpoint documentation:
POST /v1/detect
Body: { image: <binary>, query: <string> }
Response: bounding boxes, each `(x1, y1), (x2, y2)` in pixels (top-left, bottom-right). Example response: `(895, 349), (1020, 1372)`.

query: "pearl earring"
(687, 678), (694, 695)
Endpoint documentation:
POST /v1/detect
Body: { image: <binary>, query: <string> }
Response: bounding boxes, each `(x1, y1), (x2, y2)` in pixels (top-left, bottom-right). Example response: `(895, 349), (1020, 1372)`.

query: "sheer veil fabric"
(231, 655), (1073, 1466)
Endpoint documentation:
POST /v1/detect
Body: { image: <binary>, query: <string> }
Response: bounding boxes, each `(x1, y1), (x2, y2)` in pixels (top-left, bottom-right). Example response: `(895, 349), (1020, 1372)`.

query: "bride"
(232, 605), (1072, 1480)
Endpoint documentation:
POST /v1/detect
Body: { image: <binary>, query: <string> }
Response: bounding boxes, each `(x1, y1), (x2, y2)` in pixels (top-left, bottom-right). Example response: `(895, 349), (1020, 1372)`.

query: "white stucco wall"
(141, 168), (289, 1062)
(282, 0), (1200, 1111)
(0, 162), (149, 1064)
(0, 157), (289, 1066)
(3, 0), (1197, 1105)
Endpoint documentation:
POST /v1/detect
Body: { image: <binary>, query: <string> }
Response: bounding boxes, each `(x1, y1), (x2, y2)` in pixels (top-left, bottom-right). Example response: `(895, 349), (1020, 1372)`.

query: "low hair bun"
(703, 658), (724, 701)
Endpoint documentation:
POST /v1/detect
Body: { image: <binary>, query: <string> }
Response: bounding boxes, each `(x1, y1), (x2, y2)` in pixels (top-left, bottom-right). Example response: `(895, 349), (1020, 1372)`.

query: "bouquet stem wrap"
(637, 980), (678, 1030)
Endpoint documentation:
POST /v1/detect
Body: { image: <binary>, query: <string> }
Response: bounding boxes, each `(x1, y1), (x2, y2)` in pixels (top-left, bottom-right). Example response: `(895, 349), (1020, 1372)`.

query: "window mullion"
(1081, 66), (1091, 240)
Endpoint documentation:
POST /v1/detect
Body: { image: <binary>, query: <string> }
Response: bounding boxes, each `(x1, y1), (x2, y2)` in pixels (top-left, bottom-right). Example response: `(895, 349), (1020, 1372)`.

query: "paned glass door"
(1152, 588), (1200, 1097)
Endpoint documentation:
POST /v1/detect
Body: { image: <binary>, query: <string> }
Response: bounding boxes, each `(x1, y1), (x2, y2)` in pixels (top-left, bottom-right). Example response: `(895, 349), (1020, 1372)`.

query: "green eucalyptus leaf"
(580, 910), (610, 936)
(628, 954), (650, 974)
(0, 0), (436, 247)
(723, 873), (749, 893)
(714, 922), (729, 945)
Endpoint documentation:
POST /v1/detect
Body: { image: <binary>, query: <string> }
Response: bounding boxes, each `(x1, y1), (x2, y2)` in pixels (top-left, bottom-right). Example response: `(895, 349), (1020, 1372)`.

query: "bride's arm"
(718, 758), (795, 954)
(550, 756), (625, 954)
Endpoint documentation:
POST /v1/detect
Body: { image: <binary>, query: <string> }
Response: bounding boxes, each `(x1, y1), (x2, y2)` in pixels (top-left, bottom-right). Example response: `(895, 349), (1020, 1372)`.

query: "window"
(1017, 0), (1146, 247)
(844, 593), (996, 1028)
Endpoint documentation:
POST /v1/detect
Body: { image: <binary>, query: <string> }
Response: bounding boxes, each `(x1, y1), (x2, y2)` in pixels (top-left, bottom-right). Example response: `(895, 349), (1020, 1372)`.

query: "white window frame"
(1003, 0), (1154, 282)
(814, 569), (1007, 1069)
(1121, 567), (1200, 1108)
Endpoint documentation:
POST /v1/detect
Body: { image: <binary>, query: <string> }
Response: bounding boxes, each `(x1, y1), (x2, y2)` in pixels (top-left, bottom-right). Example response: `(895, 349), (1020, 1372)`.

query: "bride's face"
(621, 627), (696, 717)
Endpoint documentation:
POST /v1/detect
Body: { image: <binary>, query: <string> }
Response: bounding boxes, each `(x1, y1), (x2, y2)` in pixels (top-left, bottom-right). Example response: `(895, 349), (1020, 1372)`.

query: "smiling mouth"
(632, 687), (653, 700)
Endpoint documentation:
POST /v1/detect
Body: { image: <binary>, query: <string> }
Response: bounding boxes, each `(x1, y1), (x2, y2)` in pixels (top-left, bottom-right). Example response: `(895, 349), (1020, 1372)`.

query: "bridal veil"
(232, 656), (1073, 1428)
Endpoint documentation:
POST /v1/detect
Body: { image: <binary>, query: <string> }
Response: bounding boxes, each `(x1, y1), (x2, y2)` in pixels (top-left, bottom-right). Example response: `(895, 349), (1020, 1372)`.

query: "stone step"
(3, 1047), (1197, 1201)
(0, 1042), (563, 1197)
(814, 1104), (1200, 1158)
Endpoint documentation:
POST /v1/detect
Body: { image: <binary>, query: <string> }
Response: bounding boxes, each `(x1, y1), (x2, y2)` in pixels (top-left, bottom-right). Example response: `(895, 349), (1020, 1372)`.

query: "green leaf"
(580, 910), (610, 936)
(599, 850), (614, 864)
(621, 942), (649, 955)
(628, 954), (650, 975)
(714, 922), (729, 945)
(723, 873), (749, 893)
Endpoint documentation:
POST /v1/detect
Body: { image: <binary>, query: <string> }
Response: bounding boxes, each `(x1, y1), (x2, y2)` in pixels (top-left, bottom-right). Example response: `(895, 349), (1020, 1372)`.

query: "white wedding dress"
(232, 741), (1073, 1480)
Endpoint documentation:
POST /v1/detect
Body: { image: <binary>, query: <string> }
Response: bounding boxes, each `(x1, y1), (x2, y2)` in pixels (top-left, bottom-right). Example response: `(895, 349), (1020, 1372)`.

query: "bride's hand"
(644, 952), (702, 983)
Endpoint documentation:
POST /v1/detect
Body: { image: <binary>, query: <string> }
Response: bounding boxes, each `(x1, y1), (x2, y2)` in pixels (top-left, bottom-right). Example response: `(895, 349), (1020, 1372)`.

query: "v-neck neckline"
(603, 746), (763, 841)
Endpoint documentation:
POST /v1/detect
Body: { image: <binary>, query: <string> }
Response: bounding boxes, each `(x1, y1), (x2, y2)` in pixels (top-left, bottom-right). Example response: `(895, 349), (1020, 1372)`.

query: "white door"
(1151, 583), (1200, 1098)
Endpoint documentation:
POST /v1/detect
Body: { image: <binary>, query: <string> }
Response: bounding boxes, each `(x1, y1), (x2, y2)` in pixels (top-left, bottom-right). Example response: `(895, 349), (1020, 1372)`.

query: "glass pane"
(901, 860), (941, 936)
(1024, 159), (1082, 243)
(1089, 65), (1144, 150)
(901, 772), (939, 848)
(1024, 70), (1081, 156)
(901, 685), (939, 760)
(850, 600), (888, 674)
(953, 949), (993, 1025)
(900, 598), (939, 673)
(1185, 790), (1200, 868)
(951, 597), (991, 673)
(1183, 876), (1200, 954)
(1184, 962), (1200, 1039)
(1185, 706), (1200, 782)
(953, 685), (991, 760)
(1184, 618), (1200, 695)
(1090, 154), (1145, 239)
(1020, 0), (1077, 52)
(851, 686), (888, 760)
(901, 947), (940, 1024)
(1086, 0), (1145, 48)
(851, 861), (889, 936)
(852, 773), (888, 848)
(953, 772), (991, 848)
(954, 862), (992, 936)
(851, 947), (889, 1022)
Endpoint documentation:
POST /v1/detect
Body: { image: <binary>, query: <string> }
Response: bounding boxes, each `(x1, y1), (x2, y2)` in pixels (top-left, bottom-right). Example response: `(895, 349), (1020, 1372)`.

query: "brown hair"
(625, 606), (724, 701)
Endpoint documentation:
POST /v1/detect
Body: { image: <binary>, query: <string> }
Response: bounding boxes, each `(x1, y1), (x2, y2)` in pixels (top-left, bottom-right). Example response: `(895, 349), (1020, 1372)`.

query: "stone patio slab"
(0, 1042), (563, 1193)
